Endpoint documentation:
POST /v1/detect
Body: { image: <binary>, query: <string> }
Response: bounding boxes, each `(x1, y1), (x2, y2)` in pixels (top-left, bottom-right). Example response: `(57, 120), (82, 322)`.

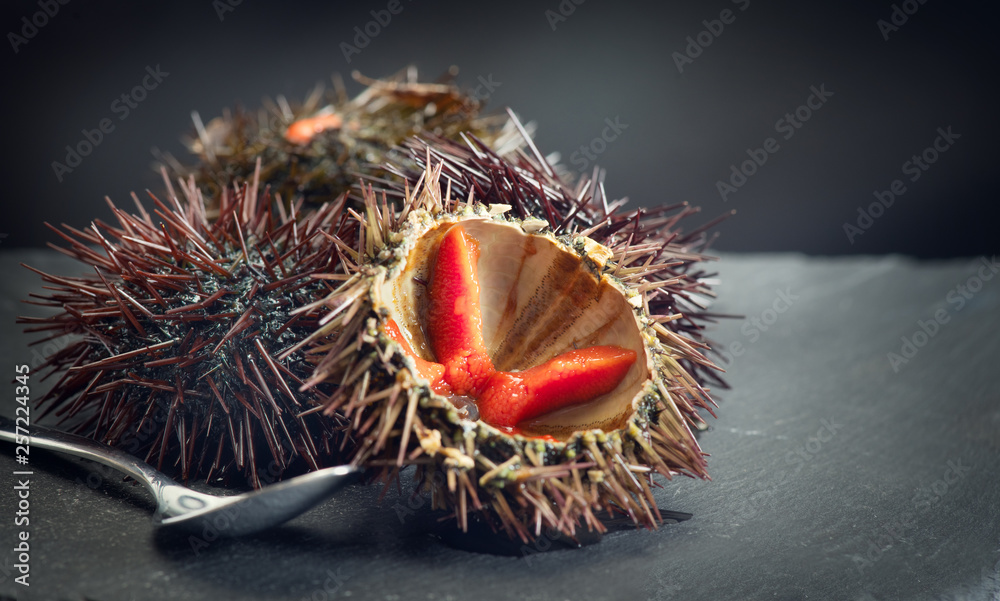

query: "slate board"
(1, 250), (998, 601)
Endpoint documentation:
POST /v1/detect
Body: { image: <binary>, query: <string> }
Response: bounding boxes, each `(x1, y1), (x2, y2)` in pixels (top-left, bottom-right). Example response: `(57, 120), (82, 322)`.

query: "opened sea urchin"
(21, 171), (346, 486)
(296, 133), (725, 540)
(161, 67), (524, 212)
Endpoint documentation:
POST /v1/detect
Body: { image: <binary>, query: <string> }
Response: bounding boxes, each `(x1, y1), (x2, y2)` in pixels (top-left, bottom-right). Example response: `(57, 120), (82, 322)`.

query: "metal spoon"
(0, 416), (360, 537)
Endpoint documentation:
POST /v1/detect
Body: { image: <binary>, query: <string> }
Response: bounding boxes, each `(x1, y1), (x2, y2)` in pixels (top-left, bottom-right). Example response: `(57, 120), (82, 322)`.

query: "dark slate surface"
(1, 249), (998, 601)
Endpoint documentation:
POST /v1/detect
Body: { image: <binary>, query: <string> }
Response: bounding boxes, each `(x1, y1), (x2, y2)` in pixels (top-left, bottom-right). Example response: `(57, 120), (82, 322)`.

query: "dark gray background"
(1, 0), (998, 257)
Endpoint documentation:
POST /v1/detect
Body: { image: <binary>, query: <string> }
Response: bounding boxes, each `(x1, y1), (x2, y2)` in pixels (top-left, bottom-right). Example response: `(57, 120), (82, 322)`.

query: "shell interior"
(380, 217), (651, 439)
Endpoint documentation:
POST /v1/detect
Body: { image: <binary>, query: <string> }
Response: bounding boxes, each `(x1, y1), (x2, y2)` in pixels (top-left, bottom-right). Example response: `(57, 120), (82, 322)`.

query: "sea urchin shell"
(20, 168), (346, 487)
(296, 137), (722, 540)
(161, 67), (525, 212)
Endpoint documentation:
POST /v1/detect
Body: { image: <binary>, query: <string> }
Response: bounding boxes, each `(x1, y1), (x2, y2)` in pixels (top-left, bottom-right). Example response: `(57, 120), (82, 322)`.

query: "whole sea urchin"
(295, 132), (727, 541)
(159, 67), (525, 213)
(20, 169), (346, 486)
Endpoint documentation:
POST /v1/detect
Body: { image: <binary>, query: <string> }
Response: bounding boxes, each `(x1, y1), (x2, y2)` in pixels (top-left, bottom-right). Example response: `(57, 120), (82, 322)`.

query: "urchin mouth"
(379, 217), (651, 440)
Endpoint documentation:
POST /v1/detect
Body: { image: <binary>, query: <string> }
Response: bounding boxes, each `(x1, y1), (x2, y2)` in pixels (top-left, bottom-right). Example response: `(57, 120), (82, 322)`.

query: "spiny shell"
(19, 169), (346, 487)
(158, 67), (526, 212)
(296, 140), (722, 541)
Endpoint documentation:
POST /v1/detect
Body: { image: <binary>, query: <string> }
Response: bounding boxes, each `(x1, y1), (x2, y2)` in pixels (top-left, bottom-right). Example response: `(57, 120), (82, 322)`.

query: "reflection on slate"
(0, 250), (998, 601)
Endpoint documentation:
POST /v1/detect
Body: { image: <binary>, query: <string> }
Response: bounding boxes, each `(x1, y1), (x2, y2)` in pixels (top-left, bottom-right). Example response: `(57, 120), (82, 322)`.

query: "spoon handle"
(0, 415), (184, 502)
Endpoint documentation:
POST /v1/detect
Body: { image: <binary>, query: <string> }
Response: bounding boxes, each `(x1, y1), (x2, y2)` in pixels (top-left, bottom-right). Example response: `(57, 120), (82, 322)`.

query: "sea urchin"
(21, 169), (347, 487)
(294, 132), (725, 541)
(161, 67), (525, 212)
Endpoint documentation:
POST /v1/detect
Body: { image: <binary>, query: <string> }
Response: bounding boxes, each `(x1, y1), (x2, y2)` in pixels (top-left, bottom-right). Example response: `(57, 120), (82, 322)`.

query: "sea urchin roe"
(476, 346), (637, 427)
(386, 223), (637, 432)
(383, 317), (450, 395)
(427, 225), (495, 397)
(284, 113), (343, 145)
